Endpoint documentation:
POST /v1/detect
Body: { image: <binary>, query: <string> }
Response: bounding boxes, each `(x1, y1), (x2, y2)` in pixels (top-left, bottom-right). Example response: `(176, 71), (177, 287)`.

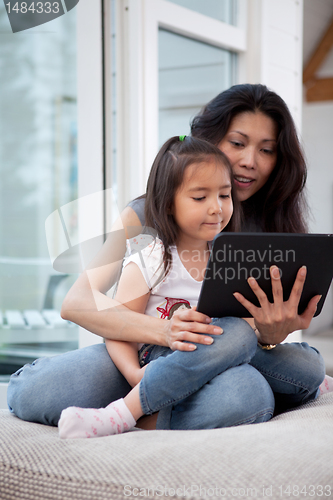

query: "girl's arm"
(105, 261), (151, 387)
(61, 206), (221, 351)
(105, 340), (147, 388)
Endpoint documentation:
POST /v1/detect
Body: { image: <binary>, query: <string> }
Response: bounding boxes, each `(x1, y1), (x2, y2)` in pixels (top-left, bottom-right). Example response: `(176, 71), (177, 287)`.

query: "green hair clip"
(179, 135), (186, 141)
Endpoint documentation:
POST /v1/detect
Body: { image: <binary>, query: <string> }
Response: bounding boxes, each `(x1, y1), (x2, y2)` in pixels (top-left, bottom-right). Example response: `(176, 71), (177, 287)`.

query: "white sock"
(319, 375), (333, 395)
(58, 398), (136, 439)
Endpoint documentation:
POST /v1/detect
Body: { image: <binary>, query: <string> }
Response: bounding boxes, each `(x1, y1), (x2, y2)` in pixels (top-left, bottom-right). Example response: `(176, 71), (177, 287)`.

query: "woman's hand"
(164, 307), (223, 351)
(233, 265), (321, 345)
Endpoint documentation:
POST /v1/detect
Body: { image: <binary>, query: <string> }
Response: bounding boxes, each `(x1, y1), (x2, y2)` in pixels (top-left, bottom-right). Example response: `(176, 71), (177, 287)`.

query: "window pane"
(0, 7), (79, 381)
(159, 29), (236, 146)
(166, 0), (237, 25)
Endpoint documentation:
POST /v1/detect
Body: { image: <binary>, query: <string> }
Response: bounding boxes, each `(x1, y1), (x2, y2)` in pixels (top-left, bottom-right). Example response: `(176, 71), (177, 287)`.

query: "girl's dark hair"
(144, 136), (241, 277)
(191, 83), (308, 233)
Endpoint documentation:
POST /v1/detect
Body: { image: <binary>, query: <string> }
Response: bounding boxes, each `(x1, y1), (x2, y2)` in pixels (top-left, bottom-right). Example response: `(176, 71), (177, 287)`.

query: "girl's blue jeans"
(7, 317), (325, 429)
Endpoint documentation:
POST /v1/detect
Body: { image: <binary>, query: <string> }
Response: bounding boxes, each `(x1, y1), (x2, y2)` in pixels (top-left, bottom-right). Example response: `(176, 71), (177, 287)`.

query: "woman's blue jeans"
(7, 317), (325, 429)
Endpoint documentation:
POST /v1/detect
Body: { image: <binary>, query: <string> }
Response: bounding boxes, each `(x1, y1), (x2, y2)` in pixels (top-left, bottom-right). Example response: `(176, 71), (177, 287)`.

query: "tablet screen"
(197, 233), (333, 318)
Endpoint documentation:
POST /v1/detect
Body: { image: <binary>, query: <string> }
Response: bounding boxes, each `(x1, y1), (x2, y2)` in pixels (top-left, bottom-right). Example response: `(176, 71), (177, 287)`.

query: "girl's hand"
(165, 307), (223, 351)
(233, 265), (321, 345)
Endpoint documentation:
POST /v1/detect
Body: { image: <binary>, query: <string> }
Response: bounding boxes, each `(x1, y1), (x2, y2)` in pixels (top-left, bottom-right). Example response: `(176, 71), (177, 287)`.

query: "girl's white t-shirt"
(123, 237), (203, 320)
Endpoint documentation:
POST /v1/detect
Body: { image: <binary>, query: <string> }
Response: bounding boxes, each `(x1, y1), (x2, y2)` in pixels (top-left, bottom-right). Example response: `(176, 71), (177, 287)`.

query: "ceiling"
(303, 0), (333, 100)
(303, 0), (333, 77)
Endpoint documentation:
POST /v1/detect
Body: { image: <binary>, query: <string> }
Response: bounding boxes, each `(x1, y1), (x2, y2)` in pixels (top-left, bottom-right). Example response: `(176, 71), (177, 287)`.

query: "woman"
(7, 84), (324, 427)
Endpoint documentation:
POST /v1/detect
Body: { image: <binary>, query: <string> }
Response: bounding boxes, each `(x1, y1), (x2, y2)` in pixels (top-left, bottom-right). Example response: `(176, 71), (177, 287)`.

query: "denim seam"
(251, 364), (310, 391)
(233, 406), (274, 427)
(142, 385), (204, 414)
(139, 380), (152, 415)
(251, 364), (314, 405)
(139, 373), (195, 414)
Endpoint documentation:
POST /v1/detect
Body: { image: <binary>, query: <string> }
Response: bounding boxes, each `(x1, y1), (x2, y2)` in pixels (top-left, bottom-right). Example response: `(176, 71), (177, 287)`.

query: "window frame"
(76, 0), (105, 348)
(113, 0), (247, 212)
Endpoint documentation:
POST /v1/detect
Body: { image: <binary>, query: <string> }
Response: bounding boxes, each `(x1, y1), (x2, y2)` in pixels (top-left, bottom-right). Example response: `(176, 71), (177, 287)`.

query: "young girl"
(58, 136), (278, 438)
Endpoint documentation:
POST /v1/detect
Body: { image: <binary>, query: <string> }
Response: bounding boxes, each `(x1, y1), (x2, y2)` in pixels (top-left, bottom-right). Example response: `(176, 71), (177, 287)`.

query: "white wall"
(247, 0), (303, 130)
(302, 0), (333, 334)
(302, 105), (333, 335)
(302, 103), (333, 235)
(302, 0), (333, 235)
(302, 103), (333, 335)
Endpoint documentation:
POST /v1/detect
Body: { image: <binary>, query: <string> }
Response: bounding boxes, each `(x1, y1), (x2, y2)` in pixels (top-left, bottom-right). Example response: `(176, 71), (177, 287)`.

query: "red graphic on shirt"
(157, 297), (191, 320)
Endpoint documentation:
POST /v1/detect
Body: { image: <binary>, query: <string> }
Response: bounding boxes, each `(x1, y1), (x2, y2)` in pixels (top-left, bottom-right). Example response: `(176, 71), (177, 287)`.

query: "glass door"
(0, 5), (79, 381)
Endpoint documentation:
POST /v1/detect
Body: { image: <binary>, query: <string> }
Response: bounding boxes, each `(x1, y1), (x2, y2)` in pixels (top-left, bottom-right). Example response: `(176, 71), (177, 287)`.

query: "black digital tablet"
(196, 233), (333, 318)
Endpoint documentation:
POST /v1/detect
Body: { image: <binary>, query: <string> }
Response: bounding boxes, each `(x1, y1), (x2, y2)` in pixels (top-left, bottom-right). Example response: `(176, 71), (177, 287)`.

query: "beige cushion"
(1, 393), (333, 499)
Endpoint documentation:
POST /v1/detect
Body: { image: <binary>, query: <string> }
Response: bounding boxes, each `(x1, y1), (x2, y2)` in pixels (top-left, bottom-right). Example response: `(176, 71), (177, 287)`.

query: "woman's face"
(218, 111), (278, 202)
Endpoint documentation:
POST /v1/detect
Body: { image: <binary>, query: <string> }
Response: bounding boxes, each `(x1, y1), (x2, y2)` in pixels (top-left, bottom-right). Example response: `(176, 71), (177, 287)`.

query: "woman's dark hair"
(144, 136), (241, 278)
(191, 83), (308, 233)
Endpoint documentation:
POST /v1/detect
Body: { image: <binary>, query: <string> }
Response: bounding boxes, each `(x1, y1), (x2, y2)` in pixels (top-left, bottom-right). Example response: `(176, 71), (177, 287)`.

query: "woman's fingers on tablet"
(233, 292), (259, 317)
(288, 266), (307, 306)
(246, 276), (270, 307)
(270, 265), (284, 303)
(235, 266), (322, 344)
(299, 294), (322, 329)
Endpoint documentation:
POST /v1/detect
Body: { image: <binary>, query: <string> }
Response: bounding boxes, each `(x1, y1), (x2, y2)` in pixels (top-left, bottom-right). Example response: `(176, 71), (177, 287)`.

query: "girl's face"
(172, 159), (233, 248)
(218, 111), (278, 202)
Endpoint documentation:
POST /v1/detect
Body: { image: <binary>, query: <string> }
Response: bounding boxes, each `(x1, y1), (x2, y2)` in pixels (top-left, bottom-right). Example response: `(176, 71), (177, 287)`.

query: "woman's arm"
(61, 206), (221, 350)
(234, 265), (321, 345)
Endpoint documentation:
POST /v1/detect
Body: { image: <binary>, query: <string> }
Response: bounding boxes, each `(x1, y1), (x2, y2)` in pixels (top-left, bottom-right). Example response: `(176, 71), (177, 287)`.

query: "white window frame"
(115, 0), (247, 212)
(77, 0), (105, 347)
